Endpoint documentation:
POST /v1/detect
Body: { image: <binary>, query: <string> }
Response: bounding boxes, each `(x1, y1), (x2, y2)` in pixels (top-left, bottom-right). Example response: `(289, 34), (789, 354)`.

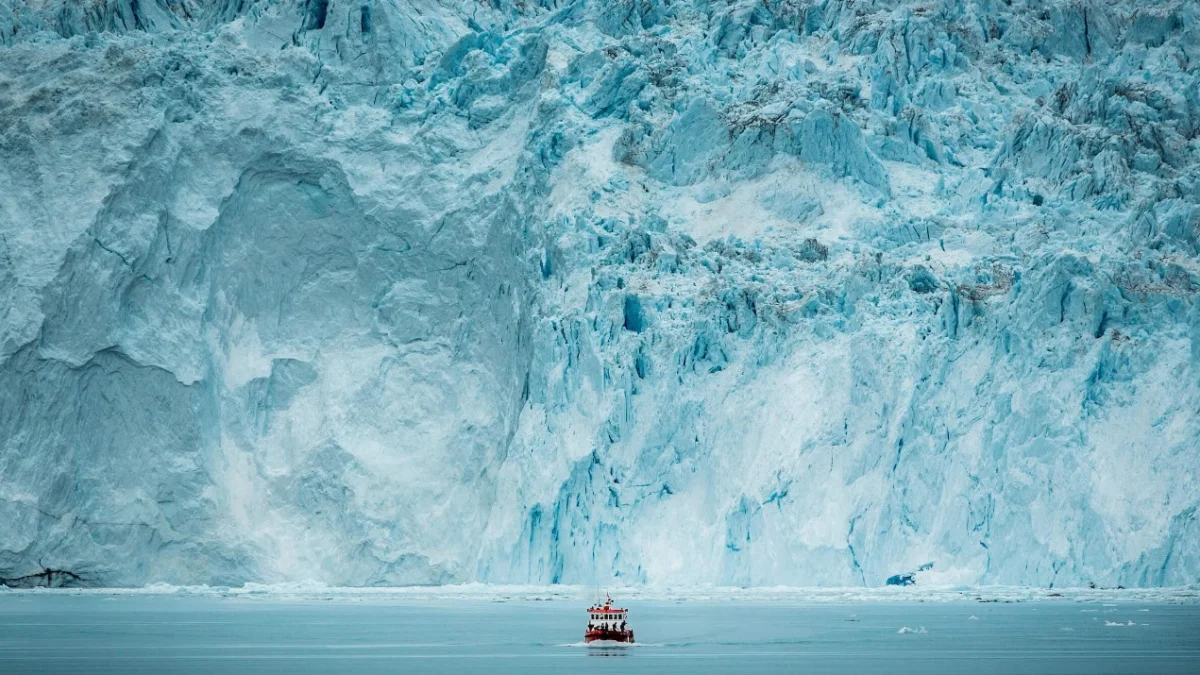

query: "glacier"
(0, 0), (1198, 589)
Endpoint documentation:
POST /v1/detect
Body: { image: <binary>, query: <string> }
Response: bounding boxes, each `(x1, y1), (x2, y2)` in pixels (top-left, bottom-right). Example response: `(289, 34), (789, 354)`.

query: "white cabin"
(586, 603), (628, 632)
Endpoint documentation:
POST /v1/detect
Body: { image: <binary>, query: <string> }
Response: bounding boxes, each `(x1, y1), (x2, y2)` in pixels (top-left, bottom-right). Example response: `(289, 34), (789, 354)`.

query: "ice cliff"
(1, 0), (1198, 588)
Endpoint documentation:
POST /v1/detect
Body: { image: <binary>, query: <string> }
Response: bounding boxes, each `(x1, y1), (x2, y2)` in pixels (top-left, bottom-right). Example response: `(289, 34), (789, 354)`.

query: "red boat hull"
(584, 629), (635, 644)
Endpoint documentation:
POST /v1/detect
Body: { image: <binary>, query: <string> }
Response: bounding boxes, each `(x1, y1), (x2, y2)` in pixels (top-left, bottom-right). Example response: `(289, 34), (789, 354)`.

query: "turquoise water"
(1, 595), (1198, 674)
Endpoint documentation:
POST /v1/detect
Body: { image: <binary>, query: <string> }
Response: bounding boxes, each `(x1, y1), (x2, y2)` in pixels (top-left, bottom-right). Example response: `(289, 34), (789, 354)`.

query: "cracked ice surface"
(0, 0), (1198, 588)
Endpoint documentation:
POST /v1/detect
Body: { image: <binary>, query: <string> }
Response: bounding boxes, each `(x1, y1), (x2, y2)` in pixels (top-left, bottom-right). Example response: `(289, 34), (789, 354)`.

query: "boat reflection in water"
(585, 638), (633, 658)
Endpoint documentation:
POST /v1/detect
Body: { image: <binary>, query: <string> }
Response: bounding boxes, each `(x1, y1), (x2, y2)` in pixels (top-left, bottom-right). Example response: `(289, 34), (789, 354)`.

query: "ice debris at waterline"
(3, 583), (1199, 606)
(1, 0), (1198, 589)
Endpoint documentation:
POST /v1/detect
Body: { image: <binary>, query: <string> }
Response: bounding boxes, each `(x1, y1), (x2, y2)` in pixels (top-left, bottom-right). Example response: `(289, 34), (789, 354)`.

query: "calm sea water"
(1, 595), (1198, 674)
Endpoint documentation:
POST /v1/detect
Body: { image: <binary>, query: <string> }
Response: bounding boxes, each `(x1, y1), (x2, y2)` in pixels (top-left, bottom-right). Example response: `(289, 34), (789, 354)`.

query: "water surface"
(1, 595), (1197, 674)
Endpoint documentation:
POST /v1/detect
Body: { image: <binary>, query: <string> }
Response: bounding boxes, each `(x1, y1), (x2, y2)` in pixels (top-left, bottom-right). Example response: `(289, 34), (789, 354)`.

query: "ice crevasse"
(0, 0), (1198, 588)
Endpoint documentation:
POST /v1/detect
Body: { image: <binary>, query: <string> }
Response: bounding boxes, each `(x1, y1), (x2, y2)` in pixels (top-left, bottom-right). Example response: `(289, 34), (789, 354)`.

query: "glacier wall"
(1, 0), (1198, 588)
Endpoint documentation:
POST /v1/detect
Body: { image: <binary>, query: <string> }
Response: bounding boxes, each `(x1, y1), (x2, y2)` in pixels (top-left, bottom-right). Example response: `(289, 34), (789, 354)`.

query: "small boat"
(585, 594), (634, 643)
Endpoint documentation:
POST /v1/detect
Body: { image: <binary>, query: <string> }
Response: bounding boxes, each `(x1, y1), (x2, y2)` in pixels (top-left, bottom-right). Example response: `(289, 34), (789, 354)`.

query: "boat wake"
(557, 641), (663, 648)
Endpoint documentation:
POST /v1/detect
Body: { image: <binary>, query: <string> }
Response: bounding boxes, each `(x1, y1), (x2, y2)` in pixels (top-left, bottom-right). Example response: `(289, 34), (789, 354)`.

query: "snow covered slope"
(0, 0), (1197, 588)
